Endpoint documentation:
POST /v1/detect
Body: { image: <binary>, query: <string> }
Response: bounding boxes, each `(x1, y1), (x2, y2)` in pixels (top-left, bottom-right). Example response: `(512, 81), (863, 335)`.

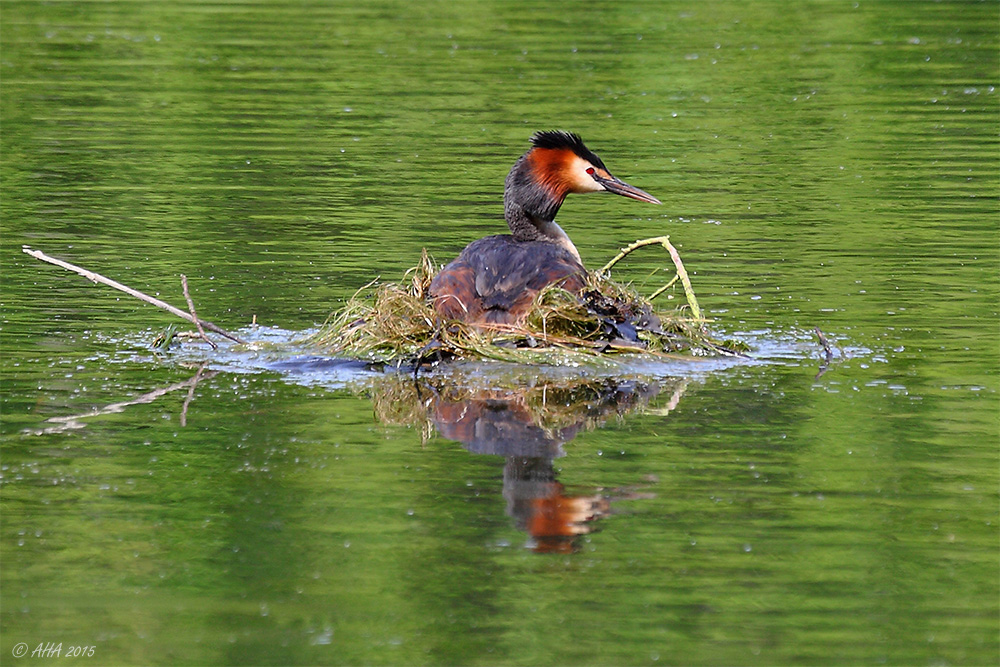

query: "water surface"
(2, 1), (997, 665)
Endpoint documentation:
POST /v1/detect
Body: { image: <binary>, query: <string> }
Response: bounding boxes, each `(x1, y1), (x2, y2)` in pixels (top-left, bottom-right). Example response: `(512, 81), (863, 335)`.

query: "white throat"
(537, 220), (582, 265)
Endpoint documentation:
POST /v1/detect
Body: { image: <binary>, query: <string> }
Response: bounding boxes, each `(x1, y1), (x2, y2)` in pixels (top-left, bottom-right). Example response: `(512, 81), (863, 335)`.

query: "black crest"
(529, 130), (608, 171)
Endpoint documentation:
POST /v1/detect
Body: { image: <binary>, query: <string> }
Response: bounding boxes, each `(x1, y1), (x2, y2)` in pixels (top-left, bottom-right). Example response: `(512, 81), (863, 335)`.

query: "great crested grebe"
(429, 131), (661, 325)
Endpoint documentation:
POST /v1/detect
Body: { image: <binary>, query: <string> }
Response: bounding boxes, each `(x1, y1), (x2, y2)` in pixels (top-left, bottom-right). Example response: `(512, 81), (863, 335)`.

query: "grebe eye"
(586, 167), (596, 176)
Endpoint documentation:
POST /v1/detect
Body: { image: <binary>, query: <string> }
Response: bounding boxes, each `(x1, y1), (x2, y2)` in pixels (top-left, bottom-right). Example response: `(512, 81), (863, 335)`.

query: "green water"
(2, 1), (997, 665)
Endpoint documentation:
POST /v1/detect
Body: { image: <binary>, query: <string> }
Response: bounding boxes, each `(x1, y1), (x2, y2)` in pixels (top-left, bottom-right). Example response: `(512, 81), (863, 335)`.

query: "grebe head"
(504, 131), (661, 243)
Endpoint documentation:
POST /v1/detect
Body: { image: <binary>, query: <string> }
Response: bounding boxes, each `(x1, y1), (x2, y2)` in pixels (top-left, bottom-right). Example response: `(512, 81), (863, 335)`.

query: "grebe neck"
(503, 202), (580, 264)
(535, 219), (581, 264)
(503, 153), (581, 263)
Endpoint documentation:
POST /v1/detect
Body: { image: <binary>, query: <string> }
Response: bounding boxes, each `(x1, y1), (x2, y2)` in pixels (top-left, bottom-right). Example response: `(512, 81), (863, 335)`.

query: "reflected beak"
(596, 174), (662, 205)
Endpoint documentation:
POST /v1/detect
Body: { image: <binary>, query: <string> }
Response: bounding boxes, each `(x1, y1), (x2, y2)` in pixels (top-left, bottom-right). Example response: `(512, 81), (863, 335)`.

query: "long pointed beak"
(596, 174), (662, 205)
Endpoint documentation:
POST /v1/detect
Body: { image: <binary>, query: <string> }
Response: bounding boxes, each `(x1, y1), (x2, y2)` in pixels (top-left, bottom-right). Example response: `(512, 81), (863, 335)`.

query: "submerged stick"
(22, 246), (249, 345)
(597, 236), (702, 321)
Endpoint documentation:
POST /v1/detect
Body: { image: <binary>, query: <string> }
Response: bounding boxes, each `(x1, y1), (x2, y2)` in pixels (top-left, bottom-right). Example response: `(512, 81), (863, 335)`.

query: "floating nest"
(308, 236), (748, 366)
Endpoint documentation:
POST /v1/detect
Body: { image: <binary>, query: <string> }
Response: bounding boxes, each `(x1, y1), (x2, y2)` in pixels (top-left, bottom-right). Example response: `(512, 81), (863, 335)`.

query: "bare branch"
(22, 246), (248, 345)
(597, 236), (702, 321)
(181, 274), (217, 349)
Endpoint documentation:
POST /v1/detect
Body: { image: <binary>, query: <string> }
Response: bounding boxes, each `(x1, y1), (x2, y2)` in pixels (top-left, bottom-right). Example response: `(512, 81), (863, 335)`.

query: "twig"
(814, 327), (834, 363)
(813, 326), (835, 380)
(661, 237), (702, 321)
(597, 236), (702, 321)
(22, 246), (248, 345)
(180, 362), (210, 426)
(26, 366), (220, 435)
(598, 237), (670, 275)
(648, 274), (680, 301)
(181, 274), (217, 349)
(647, 379), (689, 416)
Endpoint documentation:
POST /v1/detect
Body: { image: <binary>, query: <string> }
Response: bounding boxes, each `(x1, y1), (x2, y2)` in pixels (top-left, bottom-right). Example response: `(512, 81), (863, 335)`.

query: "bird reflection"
(373, 376), (685, 553)
(503, 456), (609, 554)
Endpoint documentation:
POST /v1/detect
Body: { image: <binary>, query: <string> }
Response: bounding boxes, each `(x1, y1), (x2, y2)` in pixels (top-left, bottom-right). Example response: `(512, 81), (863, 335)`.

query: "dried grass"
(307, 238), (747, 365)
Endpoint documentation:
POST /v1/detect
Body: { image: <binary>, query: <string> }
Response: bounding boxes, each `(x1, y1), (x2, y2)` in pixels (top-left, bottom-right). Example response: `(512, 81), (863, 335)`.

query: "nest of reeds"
(308, 236), (748, 365)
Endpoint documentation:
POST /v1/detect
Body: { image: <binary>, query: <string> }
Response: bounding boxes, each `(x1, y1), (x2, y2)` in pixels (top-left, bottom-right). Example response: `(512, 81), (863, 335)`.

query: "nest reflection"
(372, 375), (686, 553)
